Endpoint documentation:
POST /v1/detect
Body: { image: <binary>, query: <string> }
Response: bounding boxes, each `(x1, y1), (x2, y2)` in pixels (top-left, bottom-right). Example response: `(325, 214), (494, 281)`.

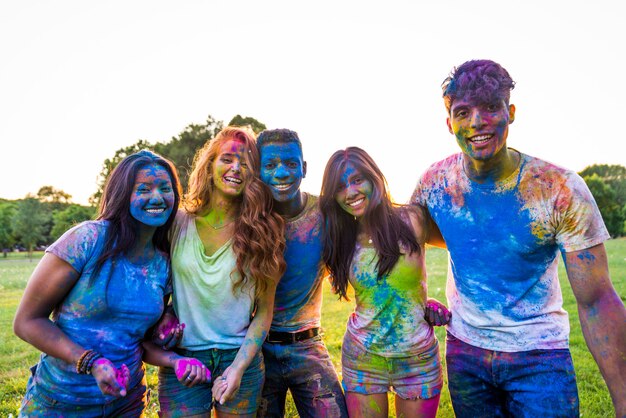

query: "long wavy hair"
(95, 150), (182, 276)
(319, 147), (420, 300)
(184, 126), (286, 299)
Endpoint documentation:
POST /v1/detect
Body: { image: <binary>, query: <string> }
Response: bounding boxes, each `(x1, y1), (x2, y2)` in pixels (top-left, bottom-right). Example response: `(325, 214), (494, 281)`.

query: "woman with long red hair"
(157, 126), (286, 418)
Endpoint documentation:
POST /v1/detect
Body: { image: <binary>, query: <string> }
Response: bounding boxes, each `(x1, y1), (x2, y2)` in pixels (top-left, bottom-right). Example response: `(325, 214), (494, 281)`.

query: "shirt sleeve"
(554, 172), (610, 252)
(46, 222), (102, 273)
(410, 175), (428, 207)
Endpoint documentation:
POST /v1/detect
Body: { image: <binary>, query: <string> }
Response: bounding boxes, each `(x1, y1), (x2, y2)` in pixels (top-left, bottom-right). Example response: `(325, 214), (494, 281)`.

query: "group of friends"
(13, 59), (625, 418)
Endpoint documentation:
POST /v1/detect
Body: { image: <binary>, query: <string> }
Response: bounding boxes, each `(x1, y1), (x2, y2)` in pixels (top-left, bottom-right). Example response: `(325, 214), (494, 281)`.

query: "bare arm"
(14, 253), (85, 364)
(142, 341), (209, 386)
(563, 243), (626, 416)
(212, 279), (277, 405)
(150, 298), (184, 350)
(13, 252), (128, 397)
(411, 204), (446, 248)
(406, 207), (452, 327)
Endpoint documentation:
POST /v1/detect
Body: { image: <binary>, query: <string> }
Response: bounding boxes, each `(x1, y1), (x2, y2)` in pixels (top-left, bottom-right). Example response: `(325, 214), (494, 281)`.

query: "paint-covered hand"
(152, 310), (185, 350)
(91, 358), (130, 397)
(174, 357), (210, 387)
(424, 298), (451, 326)
(212, 365), (243, 405)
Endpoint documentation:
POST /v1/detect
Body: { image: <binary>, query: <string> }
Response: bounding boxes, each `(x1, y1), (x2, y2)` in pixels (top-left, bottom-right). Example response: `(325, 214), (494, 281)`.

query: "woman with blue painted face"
(14, 150), (208, 417)
(320, 147), (449, 418)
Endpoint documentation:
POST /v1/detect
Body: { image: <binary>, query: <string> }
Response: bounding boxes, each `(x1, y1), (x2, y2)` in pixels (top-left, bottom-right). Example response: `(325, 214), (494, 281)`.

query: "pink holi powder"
(175, 358), (210, 381)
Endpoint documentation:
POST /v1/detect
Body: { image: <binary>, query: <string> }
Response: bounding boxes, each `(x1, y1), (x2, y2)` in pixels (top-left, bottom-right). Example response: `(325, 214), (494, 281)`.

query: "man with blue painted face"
(256, 129), (348, 417)
(412, 59), (626, 417)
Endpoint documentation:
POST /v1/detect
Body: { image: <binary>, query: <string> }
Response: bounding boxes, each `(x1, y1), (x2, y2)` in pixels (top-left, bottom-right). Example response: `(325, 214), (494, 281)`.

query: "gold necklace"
(206, 219), (235, 230)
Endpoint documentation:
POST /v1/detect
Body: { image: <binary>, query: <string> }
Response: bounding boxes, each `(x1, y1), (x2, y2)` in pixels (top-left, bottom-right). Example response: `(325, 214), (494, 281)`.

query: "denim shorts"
(157, 347), (264, 417)
(19, 366), (147, 418)
(341, 334), (442, 400)
(446, 332), (579, 418)
(259, 335), (347, 418)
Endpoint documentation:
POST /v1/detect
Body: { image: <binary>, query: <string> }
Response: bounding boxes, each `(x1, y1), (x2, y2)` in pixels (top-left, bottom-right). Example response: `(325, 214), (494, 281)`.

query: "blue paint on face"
(129, 164), (175, 228)
(334, 163), (373, 219)
(260, 142), (305, 203)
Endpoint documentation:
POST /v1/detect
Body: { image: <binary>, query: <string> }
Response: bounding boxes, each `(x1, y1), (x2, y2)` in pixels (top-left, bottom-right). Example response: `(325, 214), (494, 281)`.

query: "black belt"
(266, 327), (320, 344)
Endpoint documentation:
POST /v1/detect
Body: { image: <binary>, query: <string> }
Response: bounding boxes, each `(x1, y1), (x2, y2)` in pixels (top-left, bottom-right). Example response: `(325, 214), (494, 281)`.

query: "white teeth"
(224, 176), (242, 184)
(273, 184), (291, 190)
(146, 208), (165, 213)
(348, 198), (364, 207)
(470, 134), (492, 143)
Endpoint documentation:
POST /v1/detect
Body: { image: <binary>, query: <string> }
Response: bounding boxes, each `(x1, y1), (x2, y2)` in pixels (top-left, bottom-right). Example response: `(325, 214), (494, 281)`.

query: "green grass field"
(1, 240), (624, 417)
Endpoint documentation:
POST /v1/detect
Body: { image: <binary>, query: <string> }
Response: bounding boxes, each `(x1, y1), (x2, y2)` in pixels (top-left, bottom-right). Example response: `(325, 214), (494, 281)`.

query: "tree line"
(1, 114), (624, 258)
(0, 115), (265, 257)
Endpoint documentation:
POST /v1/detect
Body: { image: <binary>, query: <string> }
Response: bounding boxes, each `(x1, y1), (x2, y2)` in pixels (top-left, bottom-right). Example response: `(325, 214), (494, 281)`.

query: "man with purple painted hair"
(256, 129), (348, 417)
(412, 59), (626, 417)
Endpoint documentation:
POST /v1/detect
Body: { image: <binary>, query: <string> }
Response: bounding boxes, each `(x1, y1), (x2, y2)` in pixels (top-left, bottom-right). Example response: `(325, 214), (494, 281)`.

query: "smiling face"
(212, 138), (249, 198)
(447, 97), (515, 162)
(259, 142), (306, 203)
(334, 162), (374, 219)
(129, 164), (175, 227)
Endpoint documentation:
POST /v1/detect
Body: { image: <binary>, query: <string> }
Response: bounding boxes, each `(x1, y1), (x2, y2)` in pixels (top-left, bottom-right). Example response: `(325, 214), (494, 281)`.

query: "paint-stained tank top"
(346, 243), (435, 356)
(170, 211), (255, 350)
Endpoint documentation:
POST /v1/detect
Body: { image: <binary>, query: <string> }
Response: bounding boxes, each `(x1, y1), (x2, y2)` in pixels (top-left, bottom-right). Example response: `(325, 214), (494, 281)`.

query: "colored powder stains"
(271, 196), (324, 330)
(348, 246), (431, 354)
(439, 185), (558, 315)
(576, 250), (596, 263)
(368, 397), (383, 413)
(287, 210), (322, 243)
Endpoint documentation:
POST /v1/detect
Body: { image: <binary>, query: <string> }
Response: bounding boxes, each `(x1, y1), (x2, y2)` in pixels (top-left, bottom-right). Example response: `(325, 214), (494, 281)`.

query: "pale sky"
(1, 0), (624, 206)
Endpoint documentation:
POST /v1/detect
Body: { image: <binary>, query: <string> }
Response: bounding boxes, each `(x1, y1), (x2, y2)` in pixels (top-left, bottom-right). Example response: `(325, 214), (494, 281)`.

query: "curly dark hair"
(442, 59), (515, 113)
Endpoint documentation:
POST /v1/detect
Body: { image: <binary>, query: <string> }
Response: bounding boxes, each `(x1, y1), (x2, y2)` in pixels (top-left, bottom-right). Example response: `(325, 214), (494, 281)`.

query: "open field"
(1, 240), (624, 417)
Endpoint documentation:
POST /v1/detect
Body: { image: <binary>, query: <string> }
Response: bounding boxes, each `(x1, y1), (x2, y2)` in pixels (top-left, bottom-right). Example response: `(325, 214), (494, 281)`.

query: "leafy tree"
(91, 115), (266, 207)
(0, 203), (16, 256)
(582, 174), (623, 237)
(89, 140), (155, 207)
(228, 115), (266, 134)
(37, 185), (72, 204)
(35, 186), (74, 241)
(153, 115), (224, 189)
(580, 164), (626, 237)
(12, 197), (49, 259)
(51, 204), (96, 241)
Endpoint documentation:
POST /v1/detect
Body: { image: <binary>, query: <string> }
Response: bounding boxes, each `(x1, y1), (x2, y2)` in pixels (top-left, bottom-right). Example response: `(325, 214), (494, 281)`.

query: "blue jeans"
(259, 335), (348, 418)
(158, 347), (264, 417)
(446, 332), (579, 418)
(20, 366), (147, 418)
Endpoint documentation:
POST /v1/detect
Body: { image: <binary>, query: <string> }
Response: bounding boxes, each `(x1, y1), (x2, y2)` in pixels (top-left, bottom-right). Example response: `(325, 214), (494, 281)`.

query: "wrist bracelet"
(85, 352), (103, 375)
(75, 349), (93, 374)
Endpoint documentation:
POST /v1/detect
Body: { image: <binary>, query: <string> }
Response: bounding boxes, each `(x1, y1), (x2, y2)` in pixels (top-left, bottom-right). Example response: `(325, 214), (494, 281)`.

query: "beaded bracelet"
(81, 351), (98, 374)
(85, 352), (103, 375)
(76, 349), (103, 374)
(75, 349), (93, 374)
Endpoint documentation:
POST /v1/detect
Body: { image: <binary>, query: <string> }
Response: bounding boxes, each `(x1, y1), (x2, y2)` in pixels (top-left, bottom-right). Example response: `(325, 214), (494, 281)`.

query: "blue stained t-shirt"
(33, 220), (171, 405)
(412, 152), (609, 352)
(271, 194), (325, 332)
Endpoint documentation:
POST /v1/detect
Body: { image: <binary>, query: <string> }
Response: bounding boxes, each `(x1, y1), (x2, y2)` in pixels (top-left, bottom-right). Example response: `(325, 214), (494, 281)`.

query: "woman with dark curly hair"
(157, 126), (286, 418)
(320, 147), (449, 418)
